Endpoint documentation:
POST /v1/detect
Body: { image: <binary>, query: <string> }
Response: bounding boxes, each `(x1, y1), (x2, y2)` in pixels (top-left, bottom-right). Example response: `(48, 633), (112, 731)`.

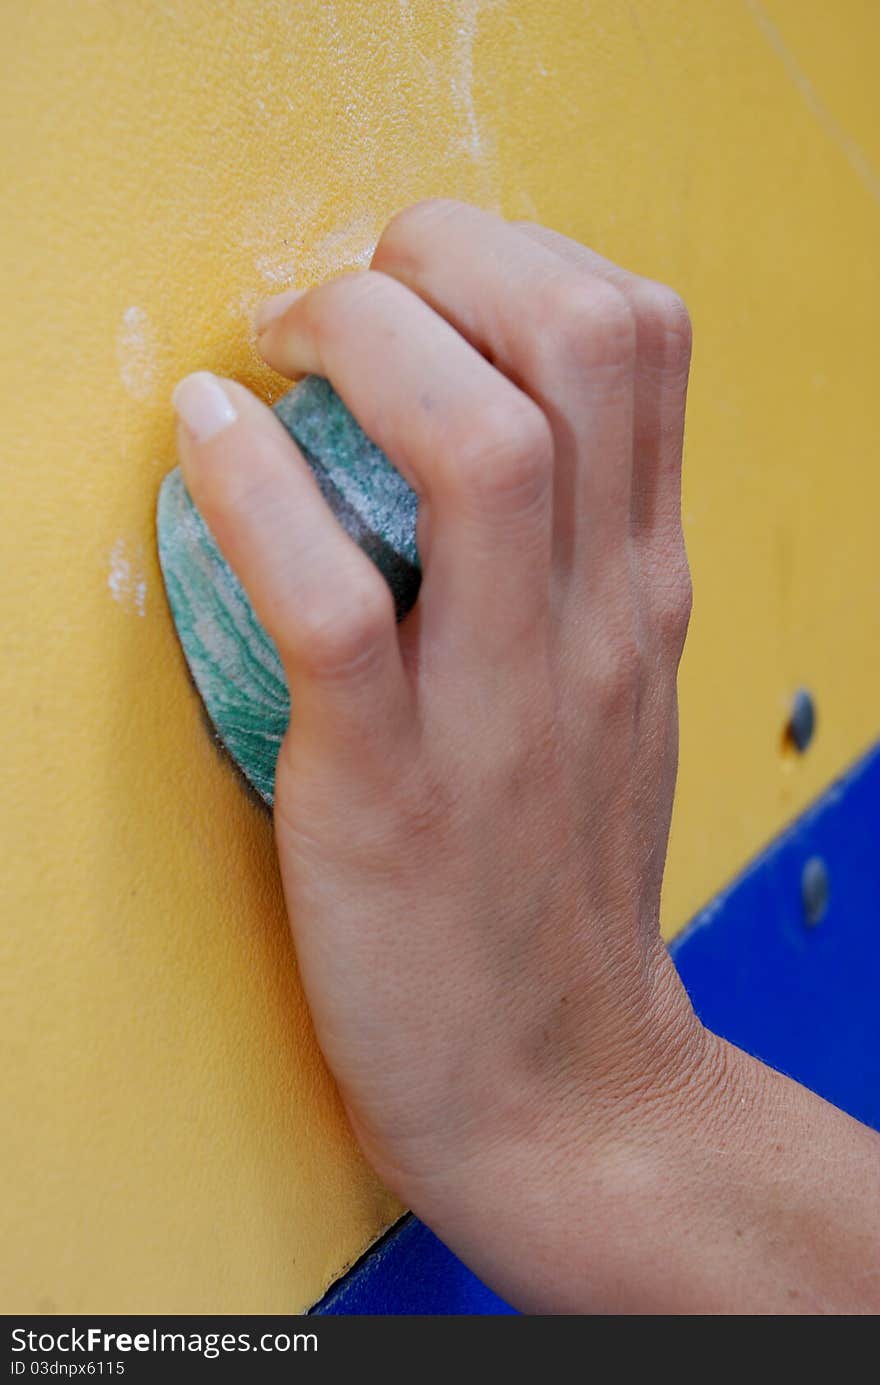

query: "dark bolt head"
(801, 856), (829, 928)
(787, 688), (816, 753)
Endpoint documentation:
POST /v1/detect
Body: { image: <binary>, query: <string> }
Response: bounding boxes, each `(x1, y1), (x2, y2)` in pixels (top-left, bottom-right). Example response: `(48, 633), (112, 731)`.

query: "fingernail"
(172, 372), (237, 442)
(254, 288), (303, 335)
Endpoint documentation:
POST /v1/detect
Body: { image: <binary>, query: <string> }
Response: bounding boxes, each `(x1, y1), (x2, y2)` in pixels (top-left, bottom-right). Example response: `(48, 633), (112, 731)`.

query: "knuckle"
(591, 624), (643, 718)
(653, 550), (693, 652)
(375, 198), (464, 266)
(631, 281), (692, 375)
(312, 269), (388, 335)
(450, 397), (554, 508)
(537, 274), (637, 372)
(511, 219), (552, 249)
(297, 572), (394, 680)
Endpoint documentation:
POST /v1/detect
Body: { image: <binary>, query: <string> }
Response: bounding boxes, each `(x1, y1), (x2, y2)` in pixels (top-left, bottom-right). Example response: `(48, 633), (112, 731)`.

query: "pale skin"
(173, 199), (880, 1314)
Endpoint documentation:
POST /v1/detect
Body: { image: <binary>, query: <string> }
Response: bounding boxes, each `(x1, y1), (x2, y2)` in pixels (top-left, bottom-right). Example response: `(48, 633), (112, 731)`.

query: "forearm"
(653, 1033), (880, 1315)
(406, 984), (880, 1315)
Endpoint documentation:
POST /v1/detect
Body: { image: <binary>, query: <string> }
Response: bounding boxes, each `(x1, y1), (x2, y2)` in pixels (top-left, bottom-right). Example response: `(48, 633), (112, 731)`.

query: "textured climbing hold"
(157, 375), (420, 804)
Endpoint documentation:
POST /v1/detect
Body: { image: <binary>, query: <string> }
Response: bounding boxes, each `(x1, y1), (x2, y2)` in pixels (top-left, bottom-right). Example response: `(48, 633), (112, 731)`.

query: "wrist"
(379, 947), (714, 1272)
(406, 977), (724, 1311)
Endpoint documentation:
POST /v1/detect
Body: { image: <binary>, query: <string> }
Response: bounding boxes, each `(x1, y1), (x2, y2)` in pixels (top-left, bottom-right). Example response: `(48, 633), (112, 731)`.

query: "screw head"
(787, 688), (816, 753)
(801, 856), (829, 928)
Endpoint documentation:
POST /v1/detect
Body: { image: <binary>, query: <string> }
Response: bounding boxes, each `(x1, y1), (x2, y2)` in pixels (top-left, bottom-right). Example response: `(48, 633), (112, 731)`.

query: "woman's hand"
(173, 200), (880, 1314)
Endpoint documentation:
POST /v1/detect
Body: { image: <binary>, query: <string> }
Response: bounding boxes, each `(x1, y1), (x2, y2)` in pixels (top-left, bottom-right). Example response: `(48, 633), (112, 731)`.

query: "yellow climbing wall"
(3, 0), (878, 1313)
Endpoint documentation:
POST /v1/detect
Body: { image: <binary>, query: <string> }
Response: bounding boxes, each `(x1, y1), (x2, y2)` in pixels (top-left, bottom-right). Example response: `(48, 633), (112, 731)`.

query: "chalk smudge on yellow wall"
(108, 537), (148, 618)
(116, 307), (161, 403)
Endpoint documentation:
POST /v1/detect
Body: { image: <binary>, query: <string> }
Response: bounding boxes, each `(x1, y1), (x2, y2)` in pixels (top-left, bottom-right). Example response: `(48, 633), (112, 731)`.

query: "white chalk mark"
(109, 538), (147, 616)
(252, 214), (378, 296)
(745, 0), (880, 206)
(254, 252), (300, 285)
(116, 306), (159, 401)
(451, 1), (484, 160)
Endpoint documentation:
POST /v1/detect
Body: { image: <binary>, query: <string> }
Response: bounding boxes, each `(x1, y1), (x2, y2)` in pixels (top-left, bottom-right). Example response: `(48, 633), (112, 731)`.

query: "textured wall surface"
(2, 0), (878, 1314)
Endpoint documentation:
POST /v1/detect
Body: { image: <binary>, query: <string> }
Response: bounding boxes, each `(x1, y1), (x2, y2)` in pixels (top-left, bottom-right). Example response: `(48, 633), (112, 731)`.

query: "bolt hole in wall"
(782, 687), (817, 758)
(801, 855), (830, 928)
(779, 692), (828, 927)
(782, 691), (827, 927)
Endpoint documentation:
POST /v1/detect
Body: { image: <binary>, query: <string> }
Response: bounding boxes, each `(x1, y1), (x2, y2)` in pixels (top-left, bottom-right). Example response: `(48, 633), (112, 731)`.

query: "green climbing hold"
(157, 375), (420, 805)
